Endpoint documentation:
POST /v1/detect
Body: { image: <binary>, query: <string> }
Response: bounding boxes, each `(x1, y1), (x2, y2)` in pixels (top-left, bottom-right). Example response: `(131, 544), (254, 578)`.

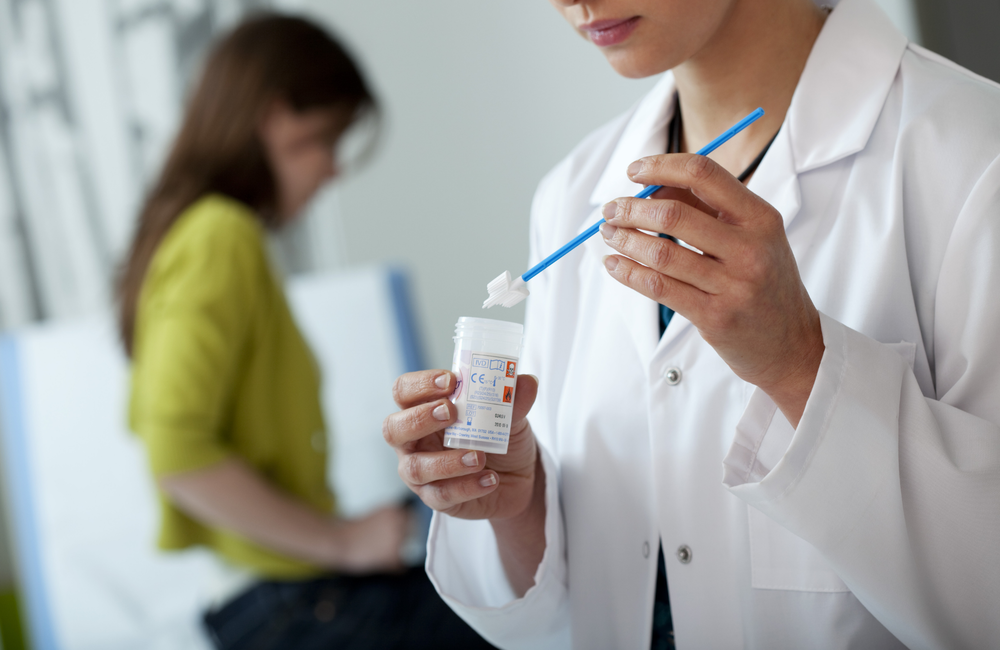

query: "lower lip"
(585, 17), (640, 47)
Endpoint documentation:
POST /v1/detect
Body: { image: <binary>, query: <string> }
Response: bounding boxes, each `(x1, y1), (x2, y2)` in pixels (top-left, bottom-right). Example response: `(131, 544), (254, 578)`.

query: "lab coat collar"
(787, 0), (908, 174)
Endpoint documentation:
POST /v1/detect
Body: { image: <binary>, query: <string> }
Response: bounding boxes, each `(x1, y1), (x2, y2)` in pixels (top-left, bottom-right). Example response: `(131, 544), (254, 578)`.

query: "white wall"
(296, 0), (657, 367)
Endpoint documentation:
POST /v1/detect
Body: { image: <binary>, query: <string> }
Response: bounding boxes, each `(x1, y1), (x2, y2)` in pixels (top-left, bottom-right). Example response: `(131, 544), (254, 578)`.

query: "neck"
(673, 0), (826, 174)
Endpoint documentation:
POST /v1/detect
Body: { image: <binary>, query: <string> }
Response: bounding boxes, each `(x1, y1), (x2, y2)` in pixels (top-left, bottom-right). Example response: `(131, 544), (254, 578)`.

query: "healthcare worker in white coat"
(383, 0), (1000, 647)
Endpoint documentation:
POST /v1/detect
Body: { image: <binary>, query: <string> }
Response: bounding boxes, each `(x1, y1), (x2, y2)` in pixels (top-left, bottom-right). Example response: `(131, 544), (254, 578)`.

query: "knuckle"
(650, 239), (674, 271)
(743, 249), (770, 283)
(428, 482), (451, 507)
(431, 453), (452, 480)
(399, 454), (422, 484)
(762, 206), (783, 230)
(453, 476), (479, 501)
(388, 407), (423, 444)
(656, 199), (684, 232)
(642, 155), (668, 181)
(685, 154), (716, 184)
(741, 254), (761, 280)
(735, 241), (758, 269)
(390, 375), (405, 406)
(407, 404), (428, 430)
(617, 198), (636, 224)
(617, 260), (635, 284)
(644, 272), (668, 300)
(731, 282), (756, 311)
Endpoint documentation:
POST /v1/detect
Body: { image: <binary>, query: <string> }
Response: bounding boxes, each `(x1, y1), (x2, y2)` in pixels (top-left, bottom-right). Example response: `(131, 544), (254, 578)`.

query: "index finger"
(628, 154), (766, 224)
(392, 369), (457, 409)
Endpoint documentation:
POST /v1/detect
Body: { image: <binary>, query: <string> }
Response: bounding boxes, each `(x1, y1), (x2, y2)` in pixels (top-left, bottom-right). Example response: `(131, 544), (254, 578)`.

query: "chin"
(601, 45), (675, 79)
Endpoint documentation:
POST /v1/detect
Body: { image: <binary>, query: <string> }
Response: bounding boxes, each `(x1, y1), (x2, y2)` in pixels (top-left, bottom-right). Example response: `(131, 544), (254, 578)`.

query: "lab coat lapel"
(786, 0), (908, 175)
(586, 75), (677, 365)
(748, 126), (801, 229)
(749, 0), (907, 231)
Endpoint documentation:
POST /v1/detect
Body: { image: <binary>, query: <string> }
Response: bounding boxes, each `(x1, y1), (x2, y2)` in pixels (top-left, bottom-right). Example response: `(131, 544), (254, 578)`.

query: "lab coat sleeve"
(425, 444), (570, 650)
(722, 156), (1000, 650)
(423, 169), (573, 650)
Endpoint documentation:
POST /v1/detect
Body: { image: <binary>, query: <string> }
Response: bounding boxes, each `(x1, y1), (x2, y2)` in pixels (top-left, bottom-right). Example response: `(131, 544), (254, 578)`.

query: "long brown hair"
(116, 13), (375, 356)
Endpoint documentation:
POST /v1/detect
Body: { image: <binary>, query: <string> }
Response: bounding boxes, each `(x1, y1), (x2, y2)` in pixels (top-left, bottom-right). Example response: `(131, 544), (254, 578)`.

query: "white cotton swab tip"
(482, 271), (530, 309)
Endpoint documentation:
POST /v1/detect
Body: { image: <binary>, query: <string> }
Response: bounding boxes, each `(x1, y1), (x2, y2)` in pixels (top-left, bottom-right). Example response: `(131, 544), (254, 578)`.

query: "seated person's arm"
(160, 458), (406, 573)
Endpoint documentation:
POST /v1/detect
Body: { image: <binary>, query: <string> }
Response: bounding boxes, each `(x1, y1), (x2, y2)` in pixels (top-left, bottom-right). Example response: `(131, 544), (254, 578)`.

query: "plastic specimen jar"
(443, 317), (524, 454)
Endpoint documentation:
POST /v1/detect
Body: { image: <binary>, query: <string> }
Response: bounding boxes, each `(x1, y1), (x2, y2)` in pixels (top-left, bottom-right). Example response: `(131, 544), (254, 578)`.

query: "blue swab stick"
(483, 107), (765, 309)
(524, 107), (764, 282)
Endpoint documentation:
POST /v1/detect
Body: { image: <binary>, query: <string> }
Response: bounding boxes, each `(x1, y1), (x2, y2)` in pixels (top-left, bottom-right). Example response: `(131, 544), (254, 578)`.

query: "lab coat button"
(642, 541), (650, 558)
(676, 545), (692, 564)
(664, 367), (682, 385)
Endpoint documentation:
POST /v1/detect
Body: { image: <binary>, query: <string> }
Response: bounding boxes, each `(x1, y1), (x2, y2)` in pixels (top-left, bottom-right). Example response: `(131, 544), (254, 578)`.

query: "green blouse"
(129, 194), (334, 579)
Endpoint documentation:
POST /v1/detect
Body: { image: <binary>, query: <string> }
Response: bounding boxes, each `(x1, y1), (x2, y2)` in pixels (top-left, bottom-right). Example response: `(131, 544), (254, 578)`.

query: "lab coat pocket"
(748, 505), (850, 592)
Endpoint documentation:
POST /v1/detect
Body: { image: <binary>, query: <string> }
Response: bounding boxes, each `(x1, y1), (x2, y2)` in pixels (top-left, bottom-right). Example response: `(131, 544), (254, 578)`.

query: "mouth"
(579, 16), (641, 47)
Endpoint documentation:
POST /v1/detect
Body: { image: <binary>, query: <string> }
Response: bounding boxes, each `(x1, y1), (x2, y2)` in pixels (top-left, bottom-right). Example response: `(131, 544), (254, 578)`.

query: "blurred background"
(0, 0), (995, 647)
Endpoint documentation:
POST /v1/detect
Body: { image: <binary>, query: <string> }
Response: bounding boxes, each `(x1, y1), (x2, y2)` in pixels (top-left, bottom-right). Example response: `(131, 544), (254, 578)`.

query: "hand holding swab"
(483, 107), (765, 309)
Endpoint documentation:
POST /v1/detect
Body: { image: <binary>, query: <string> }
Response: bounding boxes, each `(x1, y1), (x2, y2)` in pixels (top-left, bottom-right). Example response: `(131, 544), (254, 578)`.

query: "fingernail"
(462, 451), (478, 467)
(432, 404), (450, 421)
(479, 473), (498, 488)
(599, 222), (617, 241)
(602, 201), (618, 221)
(434, 374), (449, 389)
(627, 160), (643, 177)
(603, 255), (619, 272)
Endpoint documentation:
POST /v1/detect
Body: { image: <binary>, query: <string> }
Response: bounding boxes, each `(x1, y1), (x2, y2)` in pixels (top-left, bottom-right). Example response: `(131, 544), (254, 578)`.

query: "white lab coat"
(426, 0), (1000, 648)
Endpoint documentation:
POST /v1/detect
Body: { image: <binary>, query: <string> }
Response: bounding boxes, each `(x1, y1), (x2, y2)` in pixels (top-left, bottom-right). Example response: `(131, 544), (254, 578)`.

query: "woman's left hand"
(600, 153), (824, 426)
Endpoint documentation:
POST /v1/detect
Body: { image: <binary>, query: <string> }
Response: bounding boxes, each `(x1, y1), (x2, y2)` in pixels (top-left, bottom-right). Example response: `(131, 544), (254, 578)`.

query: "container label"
(446, 351), (517, 449)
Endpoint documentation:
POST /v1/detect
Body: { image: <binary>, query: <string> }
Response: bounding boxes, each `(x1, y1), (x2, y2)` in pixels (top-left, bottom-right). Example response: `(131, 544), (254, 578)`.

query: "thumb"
(511, 374), (539, 426)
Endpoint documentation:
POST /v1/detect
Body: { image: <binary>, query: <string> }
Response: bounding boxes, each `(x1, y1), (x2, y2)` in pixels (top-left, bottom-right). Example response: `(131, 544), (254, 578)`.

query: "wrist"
(490, 450), (544, 529)
(490, 451), (547, 597)
(320, 519), (351, 570)
(759, 322), (824, 427)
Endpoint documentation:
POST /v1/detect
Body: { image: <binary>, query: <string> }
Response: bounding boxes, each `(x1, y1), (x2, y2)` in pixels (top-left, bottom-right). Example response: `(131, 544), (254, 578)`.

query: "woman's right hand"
(383, 371), (540, 522)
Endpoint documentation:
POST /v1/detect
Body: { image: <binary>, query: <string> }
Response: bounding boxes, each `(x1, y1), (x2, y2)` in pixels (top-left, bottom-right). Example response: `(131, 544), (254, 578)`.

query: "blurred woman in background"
(117, 14), (493, 650)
